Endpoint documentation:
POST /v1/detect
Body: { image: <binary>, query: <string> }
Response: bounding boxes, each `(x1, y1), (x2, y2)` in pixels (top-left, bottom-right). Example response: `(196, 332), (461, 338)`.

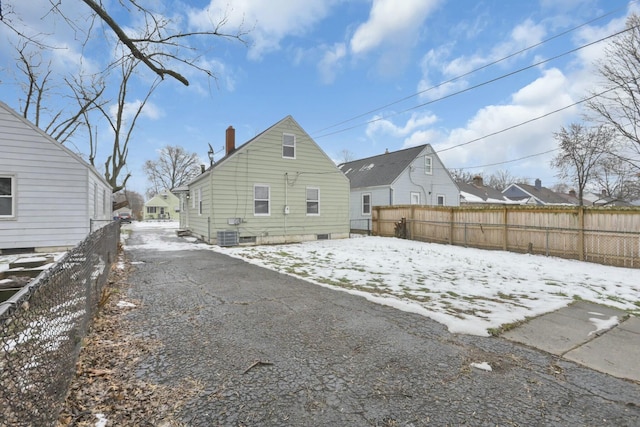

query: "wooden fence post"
(578, 206), (585, 261)
(449, 208), (454, 245)
(410, 205), (415, 240)
(502, 207), (508, 251)
(372, 206), (378, 236)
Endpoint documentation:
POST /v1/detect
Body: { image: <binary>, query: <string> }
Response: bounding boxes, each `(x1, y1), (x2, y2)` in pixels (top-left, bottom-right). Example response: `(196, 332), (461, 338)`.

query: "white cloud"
(365, 111), (438, 140)
(189, 0), (338, 60)
(435, 68), (576, 174)
(109, 101), (163, 124)
(417, 19), (547, 102)
(318, 43), (347, 84)
(350, 0), (440, 55)
(365, 68), (578, 183)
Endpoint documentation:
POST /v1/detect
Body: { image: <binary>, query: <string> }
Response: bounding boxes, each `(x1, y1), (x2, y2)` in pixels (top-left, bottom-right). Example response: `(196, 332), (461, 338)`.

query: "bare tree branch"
(551, 123), (615, 205)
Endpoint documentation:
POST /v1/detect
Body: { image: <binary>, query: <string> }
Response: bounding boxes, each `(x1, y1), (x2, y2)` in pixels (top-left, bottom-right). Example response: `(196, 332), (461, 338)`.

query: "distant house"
(582, 190), (633, 207)
(338, 145), (459, 231)
(458, 176), (518, 205)
(0, 101), (112, 253)
(182, 116), (350, 245)
(144, 190), (179, 220)
(503, 179), (574, 206)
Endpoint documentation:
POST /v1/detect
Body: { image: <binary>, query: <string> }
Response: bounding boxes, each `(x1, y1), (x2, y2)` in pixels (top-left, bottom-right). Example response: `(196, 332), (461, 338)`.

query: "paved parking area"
(123, 227), (640, 426)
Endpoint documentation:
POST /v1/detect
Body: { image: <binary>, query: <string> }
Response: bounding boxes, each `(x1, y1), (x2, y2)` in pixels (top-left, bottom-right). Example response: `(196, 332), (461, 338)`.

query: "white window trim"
(437, 194), (446, 206)
(410, 192), (420, 205)
(425, 156), (433, 175)
(306, 187), (320, 216)
(0, 175), (15, 219)
(197, 188), (202, 215)
(282, 133), (296, 159)
(254, 184), (270, 216)
(361, 193), (371, 216)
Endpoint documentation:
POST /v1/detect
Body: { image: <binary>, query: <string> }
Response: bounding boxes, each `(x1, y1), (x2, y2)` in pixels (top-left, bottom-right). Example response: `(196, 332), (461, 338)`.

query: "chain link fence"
(0, 221), (120, 427)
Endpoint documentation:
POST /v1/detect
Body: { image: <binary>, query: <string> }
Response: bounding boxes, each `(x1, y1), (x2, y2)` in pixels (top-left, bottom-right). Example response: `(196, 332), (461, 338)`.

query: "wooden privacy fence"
(372, 205), (640, 268)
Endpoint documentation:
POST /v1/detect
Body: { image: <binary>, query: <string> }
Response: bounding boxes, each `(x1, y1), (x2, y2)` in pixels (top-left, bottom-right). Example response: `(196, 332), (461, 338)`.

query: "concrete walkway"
(502, 301), (640, 382)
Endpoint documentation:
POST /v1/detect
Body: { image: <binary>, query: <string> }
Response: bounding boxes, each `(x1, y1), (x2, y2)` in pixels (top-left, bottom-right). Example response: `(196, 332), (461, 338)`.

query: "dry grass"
(57, 254), (201, 427)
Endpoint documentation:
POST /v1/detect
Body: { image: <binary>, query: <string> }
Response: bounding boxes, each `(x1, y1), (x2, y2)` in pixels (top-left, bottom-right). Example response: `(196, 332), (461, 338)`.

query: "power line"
(436, 85), (620, 170)
(313, 23), (638, 140)
(312, 2), (633, 135)
(435, 87), (615, 154)
(454, 148), (560, 170)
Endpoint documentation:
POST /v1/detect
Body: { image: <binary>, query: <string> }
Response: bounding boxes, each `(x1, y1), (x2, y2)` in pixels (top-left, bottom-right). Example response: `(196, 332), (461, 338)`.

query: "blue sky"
(0, 0), (637, 196)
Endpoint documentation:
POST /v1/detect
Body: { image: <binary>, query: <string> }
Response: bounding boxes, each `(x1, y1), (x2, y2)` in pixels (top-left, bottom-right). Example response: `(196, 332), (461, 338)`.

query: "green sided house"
(182, 116), (350, 245)
(144, 190), (179, 220)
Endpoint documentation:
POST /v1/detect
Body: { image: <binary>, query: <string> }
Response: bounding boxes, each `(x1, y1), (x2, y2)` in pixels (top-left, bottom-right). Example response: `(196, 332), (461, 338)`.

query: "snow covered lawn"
(129, 221), (640, 337)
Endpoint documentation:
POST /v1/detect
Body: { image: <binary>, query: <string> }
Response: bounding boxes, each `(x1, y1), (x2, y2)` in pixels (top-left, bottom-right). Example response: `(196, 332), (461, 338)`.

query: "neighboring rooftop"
(338, 145), (428, 189)
(458, 176), (515, 204)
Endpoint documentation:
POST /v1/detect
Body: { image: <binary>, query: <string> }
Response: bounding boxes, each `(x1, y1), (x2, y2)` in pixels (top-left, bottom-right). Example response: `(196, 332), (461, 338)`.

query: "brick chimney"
(569, 189), (576, 197)
(472, 175), (483, 187)
(225, 126), (235, 155)
(601, 189), (608, 196)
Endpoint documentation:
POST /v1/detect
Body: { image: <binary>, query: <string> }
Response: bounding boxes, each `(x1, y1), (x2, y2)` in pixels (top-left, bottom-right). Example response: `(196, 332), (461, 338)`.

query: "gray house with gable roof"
(338, 145), (459, 230)
(503, 179), (574, 205)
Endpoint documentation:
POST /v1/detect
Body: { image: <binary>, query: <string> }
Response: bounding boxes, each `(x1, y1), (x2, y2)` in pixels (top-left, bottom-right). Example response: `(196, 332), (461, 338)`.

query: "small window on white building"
(197, 188), (203, 215)
(0, 176), (14, 217)
(283, 133), (296, 158)
(410, 192), (420, 205)
(437, 194), (445, 206)
(254, 185), (270, 215)
(306, 187), (320, 215)
(362, 193), (371, 215)
(425, 156), (433, 175)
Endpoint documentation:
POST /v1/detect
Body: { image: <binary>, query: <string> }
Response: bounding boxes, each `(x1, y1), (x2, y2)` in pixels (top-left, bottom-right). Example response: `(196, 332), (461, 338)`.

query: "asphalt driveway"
(123, 226), (640, 426)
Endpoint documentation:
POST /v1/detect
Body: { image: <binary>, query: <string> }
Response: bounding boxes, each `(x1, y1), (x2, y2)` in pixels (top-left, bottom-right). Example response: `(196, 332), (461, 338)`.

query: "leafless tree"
(587, 13), (640, 171)
(144, 145), (201, 197)
(551, 123), (615, 205)
(338, 149), (355, 163)
(93, 56), (160, 192)
(2, 0), (248, 192)
(113, 189), (144, 219)
(487, 169), (519, 191)
(448, 169), (477, 183)
(551, 182), (571, 194)
(594, 153), (640, 202)
(14, 42), (104, 145)
(1, 0), (248, 87)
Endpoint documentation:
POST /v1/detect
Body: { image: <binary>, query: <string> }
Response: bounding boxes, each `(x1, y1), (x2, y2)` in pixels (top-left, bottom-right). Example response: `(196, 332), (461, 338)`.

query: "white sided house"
(0, 101), (112, 253)
(339, 145), (459, 231)
(183, 116), (350, 245)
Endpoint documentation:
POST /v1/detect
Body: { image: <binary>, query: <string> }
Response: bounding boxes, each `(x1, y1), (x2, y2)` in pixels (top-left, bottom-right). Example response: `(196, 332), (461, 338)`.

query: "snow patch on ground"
(470, 362), (493, 372)
(126, 221), (640, 337)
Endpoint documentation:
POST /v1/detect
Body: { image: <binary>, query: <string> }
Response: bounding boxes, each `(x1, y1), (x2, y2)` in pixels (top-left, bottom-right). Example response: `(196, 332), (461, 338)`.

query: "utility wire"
(312, 2), (633, 135)
(313, 23), (638, 140)
(435, 87), (616, 154)
(455, 148), (560, 170)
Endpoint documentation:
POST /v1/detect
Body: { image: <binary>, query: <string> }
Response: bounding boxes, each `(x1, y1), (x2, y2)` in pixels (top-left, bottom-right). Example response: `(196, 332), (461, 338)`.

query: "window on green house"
(306, 187), (319, 215)
(254, 185), (270, 215)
